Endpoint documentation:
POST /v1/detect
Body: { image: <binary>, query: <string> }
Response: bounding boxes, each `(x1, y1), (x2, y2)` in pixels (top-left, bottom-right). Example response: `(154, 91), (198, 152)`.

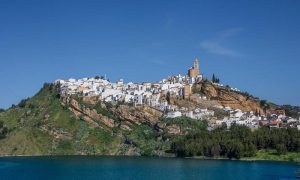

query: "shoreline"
(0, 154), (299, 163)
(189, 156), (300, 163)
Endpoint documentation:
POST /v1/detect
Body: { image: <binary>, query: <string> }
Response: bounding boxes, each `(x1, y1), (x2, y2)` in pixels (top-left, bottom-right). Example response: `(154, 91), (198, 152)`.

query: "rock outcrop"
(199, 82), (264, 113)
(61, 97), (164, 131)
(112, 105), (163, 126)
(62, 97), (116, 129)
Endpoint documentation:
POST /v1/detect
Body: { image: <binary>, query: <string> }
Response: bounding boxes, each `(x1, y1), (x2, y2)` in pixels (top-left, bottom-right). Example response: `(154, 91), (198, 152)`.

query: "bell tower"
(194, 57), (199, 76)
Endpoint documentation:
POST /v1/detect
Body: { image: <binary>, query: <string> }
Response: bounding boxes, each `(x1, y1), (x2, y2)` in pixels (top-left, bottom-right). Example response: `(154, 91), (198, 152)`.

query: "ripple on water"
(0, 162), (20, 169)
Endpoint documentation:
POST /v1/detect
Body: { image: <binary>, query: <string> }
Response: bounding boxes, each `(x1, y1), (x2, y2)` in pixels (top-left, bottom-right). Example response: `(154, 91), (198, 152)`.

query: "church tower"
(194, 57), (199, 76)
(188, 57), (202, 80)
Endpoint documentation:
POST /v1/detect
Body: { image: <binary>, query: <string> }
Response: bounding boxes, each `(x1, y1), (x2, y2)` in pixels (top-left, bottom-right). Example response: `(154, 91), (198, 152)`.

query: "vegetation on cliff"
(0, 121), (8, 139)
(281, 105), (300, 118)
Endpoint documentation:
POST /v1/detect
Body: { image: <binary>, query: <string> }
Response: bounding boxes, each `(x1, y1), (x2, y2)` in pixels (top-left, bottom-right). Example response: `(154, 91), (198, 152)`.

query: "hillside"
(0, 83), (299, 161)
(0, 84), (203, 156)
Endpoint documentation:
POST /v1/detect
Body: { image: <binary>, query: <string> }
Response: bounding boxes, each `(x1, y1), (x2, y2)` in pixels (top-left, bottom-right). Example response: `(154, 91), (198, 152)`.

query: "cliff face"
(63, 97), (116, 129)
(113, 105), (163, 126)
(198, 82), (264, 113)
(61, 97), (163, 130)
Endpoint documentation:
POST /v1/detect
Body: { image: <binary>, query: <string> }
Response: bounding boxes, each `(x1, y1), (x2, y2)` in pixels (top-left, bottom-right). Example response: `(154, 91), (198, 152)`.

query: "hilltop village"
(55, 58), (300, 130)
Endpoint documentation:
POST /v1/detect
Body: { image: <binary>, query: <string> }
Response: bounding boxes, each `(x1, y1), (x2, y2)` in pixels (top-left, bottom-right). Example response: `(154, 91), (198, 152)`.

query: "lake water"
(0, 156), (299, 180)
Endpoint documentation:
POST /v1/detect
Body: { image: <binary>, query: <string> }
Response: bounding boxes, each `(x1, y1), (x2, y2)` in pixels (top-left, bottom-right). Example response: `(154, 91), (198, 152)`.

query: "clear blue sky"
(0, 0), (300, 109)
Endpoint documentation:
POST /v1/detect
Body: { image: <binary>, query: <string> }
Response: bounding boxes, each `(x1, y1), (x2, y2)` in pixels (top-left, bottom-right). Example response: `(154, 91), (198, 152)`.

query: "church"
(188, 57), (203, 82)
(184, 58), (203, 99)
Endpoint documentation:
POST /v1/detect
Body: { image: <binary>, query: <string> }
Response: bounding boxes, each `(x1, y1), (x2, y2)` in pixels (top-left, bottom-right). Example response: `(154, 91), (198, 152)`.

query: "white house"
(167, 111), (182, 118)
(287, 118), (298, 124)
(186, 111), (194, 119)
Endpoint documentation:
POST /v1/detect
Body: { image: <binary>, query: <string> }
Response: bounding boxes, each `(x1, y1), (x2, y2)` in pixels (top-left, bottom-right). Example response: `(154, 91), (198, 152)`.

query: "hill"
(0, 83), (204, 156)
(0, 83), (299, 161)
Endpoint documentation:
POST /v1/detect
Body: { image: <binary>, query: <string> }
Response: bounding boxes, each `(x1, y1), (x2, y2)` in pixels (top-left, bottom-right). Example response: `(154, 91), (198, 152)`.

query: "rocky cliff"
(61, 96), (163, 131)
(194, 81), (264, 113)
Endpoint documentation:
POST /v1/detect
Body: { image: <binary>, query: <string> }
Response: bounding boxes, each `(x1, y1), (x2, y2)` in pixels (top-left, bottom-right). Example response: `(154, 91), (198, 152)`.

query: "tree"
(171, 141), (187, 157)
(260, 100), (270, 115)
(0, 121), (8, 139)
(212, 74), (216, 83)
(276, 144), (287, 155)
(28, 103), (35, 109)
(244, 143), (257, 157)
(212, 74), (220, 83)
(226, 141), (244, 159)
(18, 98), (29, 108)
(0, 109), (4, 113)
(221, 122), (227, 130)
(210, 143), (221, 157)
(169, 122), (300, 159)
(296, 139), (300, 152)
(95, 75), (100, 80)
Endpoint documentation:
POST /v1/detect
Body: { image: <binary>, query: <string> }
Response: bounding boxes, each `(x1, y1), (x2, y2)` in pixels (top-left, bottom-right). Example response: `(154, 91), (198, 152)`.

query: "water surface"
(0, 156), (298, 180)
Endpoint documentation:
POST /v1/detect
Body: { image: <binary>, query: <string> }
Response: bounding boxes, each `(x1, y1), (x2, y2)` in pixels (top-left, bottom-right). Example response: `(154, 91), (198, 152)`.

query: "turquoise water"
(0, 156), (299, 180)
